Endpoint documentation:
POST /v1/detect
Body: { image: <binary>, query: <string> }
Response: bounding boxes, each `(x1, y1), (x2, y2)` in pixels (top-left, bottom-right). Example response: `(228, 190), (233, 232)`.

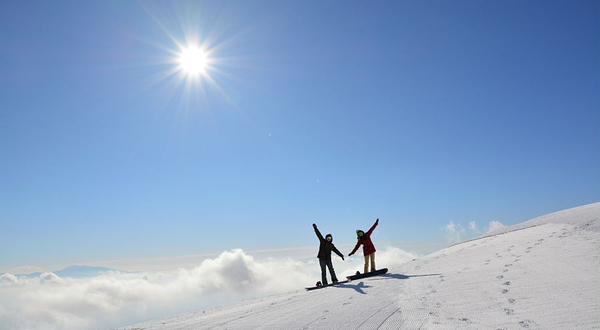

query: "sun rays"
(135, 3), (237, 110)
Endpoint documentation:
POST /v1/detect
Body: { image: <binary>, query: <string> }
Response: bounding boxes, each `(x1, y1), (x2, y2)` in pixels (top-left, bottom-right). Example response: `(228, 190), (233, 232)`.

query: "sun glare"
(139, 6), (232, 104)
(178, 46), (209, 76)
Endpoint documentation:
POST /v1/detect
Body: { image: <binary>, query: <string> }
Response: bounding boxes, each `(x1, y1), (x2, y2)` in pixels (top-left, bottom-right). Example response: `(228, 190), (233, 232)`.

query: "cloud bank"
(0, 246), (416, 330)
(443, 220), (507, 244)
(443, 220), (468, 244)
(486, 220), (506, 233)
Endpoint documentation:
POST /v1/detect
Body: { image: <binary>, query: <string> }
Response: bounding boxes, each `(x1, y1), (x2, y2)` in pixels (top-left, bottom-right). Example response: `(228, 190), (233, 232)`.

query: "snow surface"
(114, 203), (600, 330)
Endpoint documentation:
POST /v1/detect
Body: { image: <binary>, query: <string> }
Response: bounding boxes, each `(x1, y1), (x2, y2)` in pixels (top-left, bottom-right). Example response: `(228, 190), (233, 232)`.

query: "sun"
(138, 6), (233, 105)
(178, 46), (210, 76)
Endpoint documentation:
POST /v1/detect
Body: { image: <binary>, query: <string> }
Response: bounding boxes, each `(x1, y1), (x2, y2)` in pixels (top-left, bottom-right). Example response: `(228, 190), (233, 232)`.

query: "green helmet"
(356, 230), (364, 238)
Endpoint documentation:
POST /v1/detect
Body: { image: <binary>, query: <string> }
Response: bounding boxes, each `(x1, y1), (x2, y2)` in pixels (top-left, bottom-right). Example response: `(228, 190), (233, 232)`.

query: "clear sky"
(1, 0), (599, 273)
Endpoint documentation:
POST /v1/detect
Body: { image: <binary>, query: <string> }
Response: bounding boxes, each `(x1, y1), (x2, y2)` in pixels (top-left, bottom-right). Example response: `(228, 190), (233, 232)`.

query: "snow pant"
(364, 252), (376, 274)
(319, 258), (338, 285)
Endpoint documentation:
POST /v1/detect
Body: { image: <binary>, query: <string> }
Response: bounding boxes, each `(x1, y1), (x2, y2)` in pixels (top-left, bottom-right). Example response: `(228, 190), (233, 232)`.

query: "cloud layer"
(486, 220), (506, 233)
(443, 220), (507, 244)
(0, 247), (416, 330)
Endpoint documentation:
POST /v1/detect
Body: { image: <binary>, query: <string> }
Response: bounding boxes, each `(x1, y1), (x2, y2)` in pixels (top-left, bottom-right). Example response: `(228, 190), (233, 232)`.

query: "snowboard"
(305, 279), (350, 291)
(346, 268), (388, 281)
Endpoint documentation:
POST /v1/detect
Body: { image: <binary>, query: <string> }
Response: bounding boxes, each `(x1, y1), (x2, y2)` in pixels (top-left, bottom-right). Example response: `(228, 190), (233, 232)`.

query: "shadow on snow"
(374, 273), (442, 280)
(331, 273), (442, 294)
(334, 281), (371, 294)
(356, 272), (442, 284)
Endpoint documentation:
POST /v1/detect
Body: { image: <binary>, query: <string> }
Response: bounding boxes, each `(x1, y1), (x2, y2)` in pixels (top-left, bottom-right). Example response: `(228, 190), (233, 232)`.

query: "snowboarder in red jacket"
(348, 218), (379, 274)
(313, 223), (344, 286)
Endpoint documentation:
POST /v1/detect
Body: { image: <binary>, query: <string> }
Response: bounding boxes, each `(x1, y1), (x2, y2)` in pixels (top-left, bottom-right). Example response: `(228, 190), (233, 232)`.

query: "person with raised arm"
(312, 223), (344, 286)
(348, 218), (379, 274)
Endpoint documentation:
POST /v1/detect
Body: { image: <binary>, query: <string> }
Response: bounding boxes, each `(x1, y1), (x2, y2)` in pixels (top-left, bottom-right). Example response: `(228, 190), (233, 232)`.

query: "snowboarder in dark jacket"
(348, 218), (379, 274)
(313, 223), (344, 286)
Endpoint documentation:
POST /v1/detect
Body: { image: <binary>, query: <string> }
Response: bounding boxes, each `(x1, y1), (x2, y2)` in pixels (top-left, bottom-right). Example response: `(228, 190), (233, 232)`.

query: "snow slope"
(114, 203), (600, 330)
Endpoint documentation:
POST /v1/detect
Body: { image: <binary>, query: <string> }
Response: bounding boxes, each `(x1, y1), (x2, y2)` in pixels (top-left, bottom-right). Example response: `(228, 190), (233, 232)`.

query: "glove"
(348, 253), (353, 257)
(312, 223), (317, 228)
(376, 218), (379, 223)
(341, 256), (345, 261)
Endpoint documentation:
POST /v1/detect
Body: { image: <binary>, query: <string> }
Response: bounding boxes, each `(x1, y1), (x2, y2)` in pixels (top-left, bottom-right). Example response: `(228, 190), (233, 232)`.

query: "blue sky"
(1, 1), (599, 272)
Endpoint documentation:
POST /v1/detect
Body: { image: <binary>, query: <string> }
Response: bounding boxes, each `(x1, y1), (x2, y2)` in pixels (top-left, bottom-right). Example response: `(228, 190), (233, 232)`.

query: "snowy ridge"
(114, 203), (600, 330)
(451, 202), (600, 248)
(486, 202), (600, 235)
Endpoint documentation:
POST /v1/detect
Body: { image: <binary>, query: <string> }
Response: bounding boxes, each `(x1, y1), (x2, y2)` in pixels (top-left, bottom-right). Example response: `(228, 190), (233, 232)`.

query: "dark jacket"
(314, 225), (344, 260)
(350, 219), (378, 256)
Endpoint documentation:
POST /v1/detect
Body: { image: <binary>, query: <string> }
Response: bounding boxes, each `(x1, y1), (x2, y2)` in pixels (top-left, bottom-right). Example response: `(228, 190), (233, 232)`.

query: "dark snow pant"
(319, 258), (338, 285)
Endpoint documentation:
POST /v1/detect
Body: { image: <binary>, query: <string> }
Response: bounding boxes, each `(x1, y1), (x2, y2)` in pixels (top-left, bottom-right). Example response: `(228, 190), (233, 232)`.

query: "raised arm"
(366, 218), (379, 236)
(312, 223), (324, 241)
(349, 239), (361, 256)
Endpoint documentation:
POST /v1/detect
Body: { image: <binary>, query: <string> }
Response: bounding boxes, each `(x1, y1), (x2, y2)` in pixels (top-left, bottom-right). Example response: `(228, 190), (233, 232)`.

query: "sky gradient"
(1, 0), (599, 273)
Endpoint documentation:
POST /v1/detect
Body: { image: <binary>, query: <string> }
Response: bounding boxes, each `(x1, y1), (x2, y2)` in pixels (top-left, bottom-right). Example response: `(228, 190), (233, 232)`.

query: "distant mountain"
(15, 265), (120, 278)
(54, 265), (118, 278)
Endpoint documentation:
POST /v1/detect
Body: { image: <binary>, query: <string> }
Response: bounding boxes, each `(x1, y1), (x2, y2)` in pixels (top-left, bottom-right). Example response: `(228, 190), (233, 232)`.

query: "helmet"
(325, 234), (333, 242)
(356, 230), (364, 238)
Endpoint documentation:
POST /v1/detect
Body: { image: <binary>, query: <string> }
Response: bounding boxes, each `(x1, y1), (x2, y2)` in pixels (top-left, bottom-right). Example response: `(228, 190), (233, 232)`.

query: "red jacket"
(350, 220), (378, 256)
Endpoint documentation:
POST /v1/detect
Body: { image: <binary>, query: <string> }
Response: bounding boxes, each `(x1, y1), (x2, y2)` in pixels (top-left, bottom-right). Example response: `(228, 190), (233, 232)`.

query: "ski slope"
(114, 203), (600, 330)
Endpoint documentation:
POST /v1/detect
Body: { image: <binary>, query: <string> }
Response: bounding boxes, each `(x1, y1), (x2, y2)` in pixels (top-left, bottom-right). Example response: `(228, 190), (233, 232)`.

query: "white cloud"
(39, 272), (63, 285)
(468, 221), (479, 234)
(486, 221), (506, 233)
(0, 247), (416, 330)
(0, 273), (19, 285)
(443, 220), (467, 244)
